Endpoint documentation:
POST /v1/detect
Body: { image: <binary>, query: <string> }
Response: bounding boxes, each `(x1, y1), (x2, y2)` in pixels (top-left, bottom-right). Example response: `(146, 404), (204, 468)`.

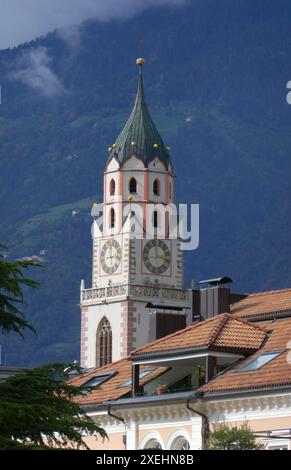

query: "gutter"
(82, 390), (198, 413)
(107, 406), (127, 450)
(186, 398), (210, 450)
(81, 384), (291, 414)
(242, 310), (291, 322)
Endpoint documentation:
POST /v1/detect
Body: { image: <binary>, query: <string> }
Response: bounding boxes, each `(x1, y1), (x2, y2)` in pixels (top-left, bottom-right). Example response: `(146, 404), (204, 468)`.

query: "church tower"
(80, 59), (191, 369)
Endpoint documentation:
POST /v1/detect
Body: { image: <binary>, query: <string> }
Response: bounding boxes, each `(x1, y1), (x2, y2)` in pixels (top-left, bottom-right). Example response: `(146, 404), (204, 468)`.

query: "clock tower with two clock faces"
(80, 59), (191, 369)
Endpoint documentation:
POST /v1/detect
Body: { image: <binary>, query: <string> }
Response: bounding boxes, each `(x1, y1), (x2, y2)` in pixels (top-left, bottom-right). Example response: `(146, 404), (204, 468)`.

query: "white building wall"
(84, 301), (123, 368)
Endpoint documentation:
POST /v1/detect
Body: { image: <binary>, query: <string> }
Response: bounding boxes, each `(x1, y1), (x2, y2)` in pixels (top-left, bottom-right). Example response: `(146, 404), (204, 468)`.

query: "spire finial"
(136, 57), (145, 67)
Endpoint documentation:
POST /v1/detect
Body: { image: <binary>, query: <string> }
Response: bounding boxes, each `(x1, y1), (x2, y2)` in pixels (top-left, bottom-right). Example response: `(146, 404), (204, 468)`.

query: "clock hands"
(149, 254), (171, 261)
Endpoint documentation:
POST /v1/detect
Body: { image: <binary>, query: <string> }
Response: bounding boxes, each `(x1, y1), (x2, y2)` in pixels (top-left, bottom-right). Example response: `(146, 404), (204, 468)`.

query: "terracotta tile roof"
(231, 288), (291, 319)
(70, 357), (167, 405)
(200, 317), (291, 394)
(132, 314), (267, 356)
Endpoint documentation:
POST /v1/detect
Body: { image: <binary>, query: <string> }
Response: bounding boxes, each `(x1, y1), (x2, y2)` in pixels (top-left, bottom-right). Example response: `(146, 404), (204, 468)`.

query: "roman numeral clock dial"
(100, 239), (122, 274)
(143, 239), (171, 275)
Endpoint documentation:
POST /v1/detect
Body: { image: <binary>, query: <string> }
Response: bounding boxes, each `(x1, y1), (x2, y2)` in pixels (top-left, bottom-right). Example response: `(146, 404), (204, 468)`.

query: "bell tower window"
(129, 177), (137, 194)
(109, 179), (115, 196)
(153, 179), (160, 196)
(153, 210), (158, 228)
(109, 208), (115, 228)
(96, 317), (112, 367)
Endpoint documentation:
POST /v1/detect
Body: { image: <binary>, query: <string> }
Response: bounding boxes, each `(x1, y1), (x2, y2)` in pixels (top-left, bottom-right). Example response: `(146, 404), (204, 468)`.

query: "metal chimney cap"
(199, 276), (233, 286)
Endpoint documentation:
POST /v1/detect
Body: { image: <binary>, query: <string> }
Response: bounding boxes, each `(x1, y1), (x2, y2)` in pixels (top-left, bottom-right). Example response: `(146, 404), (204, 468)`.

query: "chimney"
(192, 276), (246, 321)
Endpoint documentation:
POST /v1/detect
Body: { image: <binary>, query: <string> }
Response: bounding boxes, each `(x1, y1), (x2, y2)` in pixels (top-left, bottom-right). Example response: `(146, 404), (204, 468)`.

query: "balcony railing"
(81, 283), (190, 304)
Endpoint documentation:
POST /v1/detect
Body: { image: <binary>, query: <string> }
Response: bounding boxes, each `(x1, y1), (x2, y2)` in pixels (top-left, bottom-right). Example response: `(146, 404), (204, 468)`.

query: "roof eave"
(131, 347), (249, 364)
(81, 390), (199, 412)
(201, 383), (291, 399)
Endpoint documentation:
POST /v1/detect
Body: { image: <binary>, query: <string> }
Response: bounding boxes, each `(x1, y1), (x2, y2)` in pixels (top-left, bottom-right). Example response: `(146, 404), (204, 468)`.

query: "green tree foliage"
(0, 363), (107, 450)
(207, 423), (264, 450)
(0, 247), (40, 336)
(0, 250), (106, 449)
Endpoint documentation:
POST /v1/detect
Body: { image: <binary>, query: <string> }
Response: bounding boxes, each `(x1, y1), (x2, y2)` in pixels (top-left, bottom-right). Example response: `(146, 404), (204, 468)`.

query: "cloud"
(0, 0), (187, 49)
(9, 47), (64, 97)
(56, 25), (82, 49)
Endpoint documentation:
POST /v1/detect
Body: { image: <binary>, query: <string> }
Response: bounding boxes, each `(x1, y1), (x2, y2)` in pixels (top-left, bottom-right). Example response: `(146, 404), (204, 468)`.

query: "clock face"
(100, 239), (122, 274)
(143, 239), (171, 274)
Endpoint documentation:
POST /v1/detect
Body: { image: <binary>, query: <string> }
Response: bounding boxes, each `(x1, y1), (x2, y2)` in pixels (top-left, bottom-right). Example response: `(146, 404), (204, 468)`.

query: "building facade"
(73, 288), (291, 450)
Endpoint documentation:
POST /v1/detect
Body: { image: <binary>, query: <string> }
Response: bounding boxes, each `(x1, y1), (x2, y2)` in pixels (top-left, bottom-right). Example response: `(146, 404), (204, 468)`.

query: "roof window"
(83, 372), (115, 388)
(118, 368), (156, 388)
(236, 351), (283, 372)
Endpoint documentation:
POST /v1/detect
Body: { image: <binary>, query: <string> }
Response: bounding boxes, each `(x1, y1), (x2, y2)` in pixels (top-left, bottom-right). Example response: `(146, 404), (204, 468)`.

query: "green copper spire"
(107, 58), (171, 168)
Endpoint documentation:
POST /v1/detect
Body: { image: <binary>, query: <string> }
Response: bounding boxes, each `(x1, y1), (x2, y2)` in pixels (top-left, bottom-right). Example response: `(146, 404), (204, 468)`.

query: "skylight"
(118, 368), (156, 388)
(83, 372), (115, 388)
(236, 351), (283, 372)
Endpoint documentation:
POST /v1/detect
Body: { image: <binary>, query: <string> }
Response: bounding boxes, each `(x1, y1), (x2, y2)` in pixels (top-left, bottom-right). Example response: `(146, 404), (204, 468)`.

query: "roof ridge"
(207, 314), (229, 347)
(237, 287), (291, 299)
(131, 314), (225, 355)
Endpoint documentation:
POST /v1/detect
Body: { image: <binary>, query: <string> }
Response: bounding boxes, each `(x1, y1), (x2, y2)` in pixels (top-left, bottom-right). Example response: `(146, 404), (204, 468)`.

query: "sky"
(0, 0), (187, 49)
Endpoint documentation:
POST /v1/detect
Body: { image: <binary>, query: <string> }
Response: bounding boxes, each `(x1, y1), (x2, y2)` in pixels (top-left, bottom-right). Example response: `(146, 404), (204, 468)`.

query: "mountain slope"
(0, 0), (291, 365)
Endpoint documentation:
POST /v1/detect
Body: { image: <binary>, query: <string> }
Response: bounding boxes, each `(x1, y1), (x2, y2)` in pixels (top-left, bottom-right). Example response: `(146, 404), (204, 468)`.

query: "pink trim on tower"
(165, 173), (169, 204)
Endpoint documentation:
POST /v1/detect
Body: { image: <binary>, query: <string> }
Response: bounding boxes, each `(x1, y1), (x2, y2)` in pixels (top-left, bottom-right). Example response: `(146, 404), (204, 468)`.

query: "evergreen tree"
(0, 248), (106, 449)
(0, 363), (106, 450)
(0, 247), (39, 336)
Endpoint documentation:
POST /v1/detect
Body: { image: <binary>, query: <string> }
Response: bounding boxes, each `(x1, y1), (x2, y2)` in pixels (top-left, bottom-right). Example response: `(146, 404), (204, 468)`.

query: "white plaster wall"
(85, 301), (123, 368)
(122, 155), (144, 171)
(148, 158), (167, 172)
(106, 157), (120, 172)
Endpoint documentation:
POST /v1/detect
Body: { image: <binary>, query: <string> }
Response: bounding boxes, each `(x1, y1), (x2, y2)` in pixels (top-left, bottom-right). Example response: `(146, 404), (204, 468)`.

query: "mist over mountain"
(1, 0), (291, 366)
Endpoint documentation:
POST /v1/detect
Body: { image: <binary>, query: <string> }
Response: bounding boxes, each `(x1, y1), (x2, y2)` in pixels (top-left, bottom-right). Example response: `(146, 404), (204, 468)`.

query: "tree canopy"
(207, 423), (264, 450)
(0, 247), (40, 336)
(0, 363), (106, 450)
(0, 249), (106, 450)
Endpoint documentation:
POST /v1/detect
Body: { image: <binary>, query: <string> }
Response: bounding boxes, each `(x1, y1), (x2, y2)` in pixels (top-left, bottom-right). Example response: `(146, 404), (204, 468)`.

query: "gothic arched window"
(109, 179), (115, 196)
(153, 179), (160, 196)
(96, 317), (112, 367)
(169, 181), (172, 199)
(109, 208), (115, 228)
(153, 210), (158, 228)
(129, 177), (137, 194)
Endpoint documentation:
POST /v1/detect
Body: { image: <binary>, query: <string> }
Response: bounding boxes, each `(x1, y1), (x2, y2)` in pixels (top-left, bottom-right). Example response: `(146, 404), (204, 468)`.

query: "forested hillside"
(0, 0), (291, 365)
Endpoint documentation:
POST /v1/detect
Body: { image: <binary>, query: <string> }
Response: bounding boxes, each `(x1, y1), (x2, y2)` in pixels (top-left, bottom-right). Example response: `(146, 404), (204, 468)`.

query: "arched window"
(129, 177), (137, 194)
(153, 178), (160, 196)
(109, 179), (115, 196)
(169, 181), (172, 199)
(153, 210), (158, 228)
(96, 317), (112, 367)
(144, 439), (162, 450)
(170, 436), (190, 450)
(109, 208), (115, 228)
